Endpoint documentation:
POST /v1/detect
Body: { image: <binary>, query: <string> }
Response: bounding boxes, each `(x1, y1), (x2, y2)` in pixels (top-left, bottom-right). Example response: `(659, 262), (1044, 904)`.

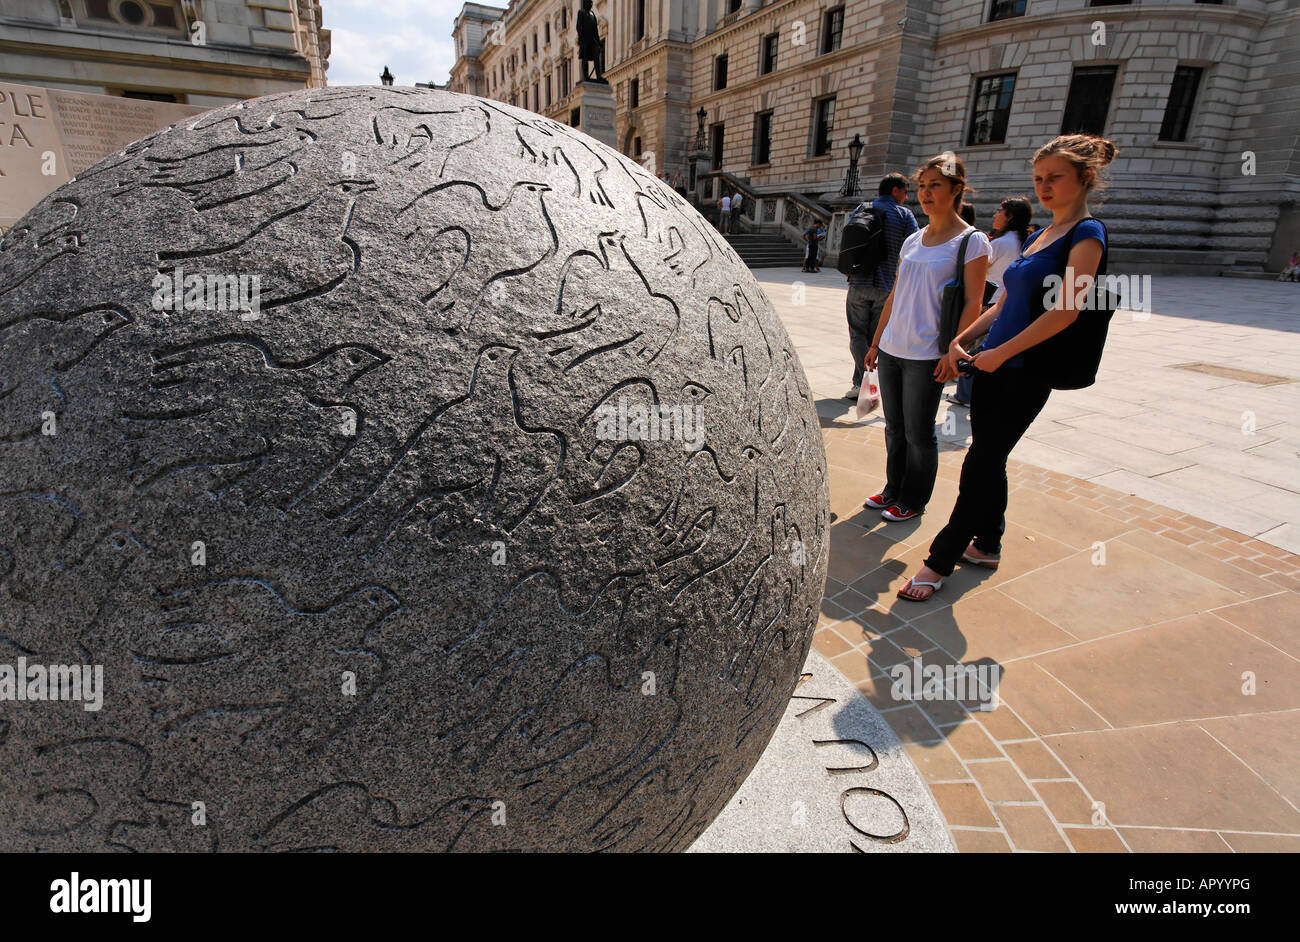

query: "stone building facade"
(0, 0), (330, 107)
(453, 1), (1298, 272)
(451, 0), (590, 121)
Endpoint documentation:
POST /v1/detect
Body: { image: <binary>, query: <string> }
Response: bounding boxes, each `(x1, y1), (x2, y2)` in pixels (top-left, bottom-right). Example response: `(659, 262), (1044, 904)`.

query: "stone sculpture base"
(573, 80), (616, 149)
(690, 650), (955, 853)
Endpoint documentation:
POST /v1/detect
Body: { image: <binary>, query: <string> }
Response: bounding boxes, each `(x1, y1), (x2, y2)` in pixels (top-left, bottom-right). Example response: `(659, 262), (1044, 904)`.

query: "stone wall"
(451, 0), (1300, 272)
(0, 1), (327, 106)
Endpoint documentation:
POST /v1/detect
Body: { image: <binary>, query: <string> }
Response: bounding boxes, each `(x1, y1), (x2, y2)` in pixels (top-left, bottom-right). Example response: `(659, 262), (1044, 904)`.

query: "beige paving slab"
(1036, 398), (1105, 422)
(826, 520), (900, 587)
(1034, 612), (1300, 727)
(1207, 587), (1300, 643)
(1197, 710), (1300, 809)
(1156, 397), (1287, 435)
(910, 588), (1078, 663)
(1059, 412), (1211, 455)
(1218, 833), (1300, 852)
(826, 464), (887, 524)
(1254, 523), (1300, 556)
(996, 662), (1112, 736)
(1137, 417), (1279, 452)
(1154, 466), (1300, 521)
(1033, 780), (1098, 826)
(1092, 469), (1280, 537)
(1258, 431), (1300, 457)
(970, 704), (1035, 743)
(1002, 488), (1134, 550)
(944, 719), (1004, 760)
(995, 804), (1070, 852)
(1049, 392), (1150, 419)
(998, 539), (1244, 641)
(951, 829), (1014, 852)
(969, 759), (1036, 803)
(1117, 828), (1234, 852)
(930, 782), (999, 828)
(1063, 827), (1130, 852)
(1044, 723), (1300, 833)
(1003, 739), (1071, 780)
(902, 740), (970, 784)
(1035, 428), (1197, 476)
(1009, 437), (1118, 479)
(1114, 529), (1278, 599)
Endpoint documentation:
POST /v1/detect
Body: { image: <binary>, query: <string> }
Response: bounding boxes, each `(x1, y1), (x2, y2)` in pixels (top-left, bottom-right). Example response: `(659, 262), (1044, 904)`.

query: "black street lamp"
(839, 132), (864, 197)
(695, 106), (707, 151)
(380, 66), (394, 86)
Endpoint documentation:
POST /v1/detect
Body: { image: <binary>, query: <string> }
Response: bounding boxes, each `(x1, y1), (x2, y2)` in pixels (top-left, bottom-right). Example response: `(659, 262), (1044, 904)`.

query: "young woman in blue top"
(897, 134), (1117, 601)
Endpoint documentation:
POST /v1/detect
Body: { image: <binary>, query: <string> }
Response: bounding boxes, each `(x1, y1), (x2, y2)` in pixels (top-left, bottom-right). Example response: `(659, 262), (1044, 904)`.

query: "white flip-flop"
(897, 576), (943, 602)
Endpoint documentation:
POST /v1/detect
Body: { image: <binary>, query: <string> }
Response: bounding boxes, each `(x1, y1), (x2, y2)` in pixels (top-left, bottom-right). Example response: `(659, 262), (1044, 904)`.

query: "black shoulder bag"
(938, 230), (997, 355)
(1024, 219), (1114, 390)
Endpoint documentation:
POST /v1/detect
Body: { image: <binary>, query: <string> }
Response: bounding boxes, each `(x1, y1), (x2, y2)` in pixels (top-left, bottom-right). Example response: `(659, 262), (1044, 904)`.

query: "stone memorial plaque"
(0, 81), (205, 233)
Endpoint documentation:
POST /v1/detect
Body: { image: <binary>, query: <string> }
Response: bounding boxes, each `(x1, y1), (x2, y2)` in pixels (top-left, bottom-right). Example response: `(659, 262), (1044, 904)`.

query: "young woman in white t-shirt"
(863, 153), (991, 522)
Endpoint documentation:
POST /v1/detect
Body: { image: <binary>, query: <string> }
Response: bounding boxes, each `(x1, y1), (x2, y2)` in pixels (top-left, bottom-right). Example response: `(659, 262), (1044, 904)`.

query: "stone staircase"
(725, 231), (805, 269)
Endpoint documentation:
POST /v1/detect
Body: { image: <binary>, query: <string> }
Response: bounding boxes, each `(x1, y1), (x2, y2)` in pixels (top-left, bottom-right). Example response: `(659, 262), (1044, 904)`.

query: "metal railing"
(696, 170), (833, 248)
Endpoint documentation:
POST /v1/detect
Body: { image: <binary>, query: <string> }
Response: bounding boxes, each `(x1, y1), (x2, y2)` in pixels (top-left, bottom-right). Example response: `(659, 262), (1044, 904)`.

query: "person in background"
(718, 191), (732, 233)
(1278, 250), (1300, 282)
(730, 189), (744, 233)
(845, 173), (918, 400)
(896, 134), (1115, 601)
(959, 202), (977, 228)
(948, 196), (1033, 407)
(862, 153), (990, 523)
(803, 220), (825, 272)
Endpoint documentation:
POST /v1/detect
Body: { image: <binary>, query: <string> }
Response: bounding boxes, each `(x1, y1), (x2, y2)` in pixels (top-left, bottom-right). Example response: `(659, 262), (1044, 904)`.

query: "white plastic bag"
(855, 368), (880, 420)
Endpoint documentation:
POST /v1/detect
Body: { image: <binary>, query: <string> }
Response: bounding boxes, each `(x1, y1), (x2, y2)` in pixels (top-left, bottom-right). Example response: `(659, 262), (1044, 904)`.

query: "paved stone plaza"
(770, 273), (1300, 554)
(759, 270), (1300, 853)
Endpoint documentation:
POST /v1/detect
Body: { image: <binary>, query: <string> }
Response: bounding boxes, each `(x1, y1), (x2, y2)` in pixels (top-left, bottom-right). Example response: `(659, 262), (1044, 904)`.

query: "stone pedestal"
(573, 80), (616, 150)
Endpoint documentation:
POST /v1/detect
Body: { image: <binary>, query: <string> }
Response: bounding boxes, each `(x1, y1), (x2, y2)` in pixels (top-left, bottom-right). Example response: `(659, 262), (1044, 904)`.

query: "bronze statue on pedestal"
(576, 0), (607, 84)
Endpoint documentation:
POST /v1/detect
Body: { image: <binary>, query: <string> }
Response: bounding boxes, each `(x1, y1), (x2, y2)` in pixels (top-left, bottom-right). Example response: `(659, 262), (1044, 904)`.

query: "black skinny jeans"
(924, 365), (1052, 576)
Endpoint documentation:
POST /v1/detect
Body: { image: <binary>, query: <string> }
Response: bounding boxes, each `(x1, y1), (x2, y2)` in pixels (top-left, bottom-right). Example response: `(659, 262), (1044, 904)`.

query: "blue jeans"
(877, 349), (944, 513)
(953, 372), (973, 405)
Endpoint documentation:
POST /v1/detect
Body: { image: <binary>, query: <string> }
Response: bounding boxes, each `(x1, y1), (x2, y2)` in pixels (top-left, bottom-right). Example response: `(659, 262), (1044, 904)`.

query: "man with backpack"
(841, 172), (918, 399)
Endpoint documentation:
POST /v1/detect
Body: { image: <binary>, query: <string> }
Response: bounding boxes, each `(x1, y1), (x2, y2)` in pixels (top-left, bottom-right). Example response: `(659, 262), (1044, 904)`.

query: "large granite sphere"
(0, 87), (828, 851)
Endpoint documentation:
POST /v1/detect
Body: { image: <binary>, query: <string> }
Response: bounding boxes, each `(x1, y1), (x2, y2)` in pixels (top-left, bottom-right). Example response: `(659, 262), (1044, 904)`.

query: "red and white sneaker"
(881, 505), (919, 522)
(863, 493), (893, 510)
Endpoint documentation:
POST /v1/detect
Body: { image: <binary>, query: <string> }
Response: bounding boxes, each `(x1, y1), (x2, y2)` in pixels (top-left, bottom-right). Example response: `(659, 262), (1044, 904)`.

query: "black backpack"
(837, 204), (886, 278)
(1024, 219), (1115, 390)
